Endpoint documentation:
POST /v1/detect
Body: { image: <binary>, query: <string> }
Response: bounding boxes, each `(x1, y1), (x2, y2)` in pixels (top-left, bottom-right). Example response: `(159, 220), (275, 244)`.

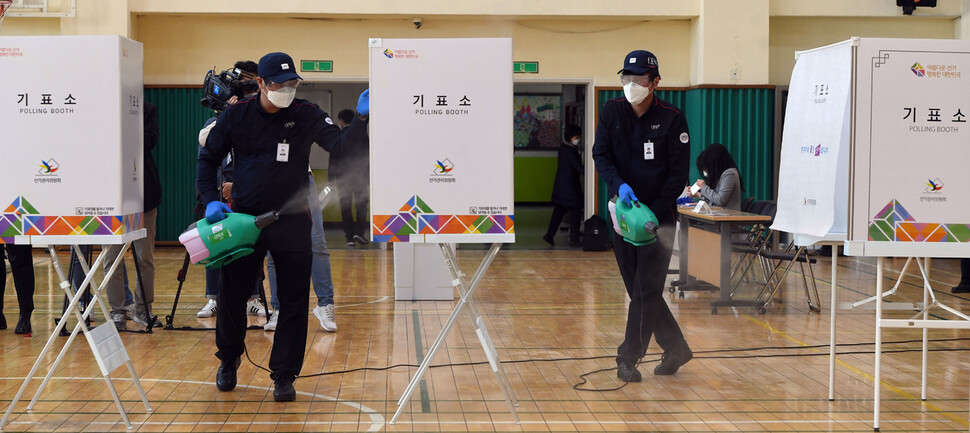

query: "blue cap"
(618, 50), (659, 76)
(258, 52), (302, 83)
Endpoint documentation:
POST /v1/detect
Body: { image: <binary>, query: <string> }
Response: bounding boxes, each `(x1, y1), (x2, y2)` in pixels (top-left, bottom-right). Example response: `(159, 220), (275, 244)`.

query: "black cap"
(618, 50), (659, 76)
(258, 52), (302, 83)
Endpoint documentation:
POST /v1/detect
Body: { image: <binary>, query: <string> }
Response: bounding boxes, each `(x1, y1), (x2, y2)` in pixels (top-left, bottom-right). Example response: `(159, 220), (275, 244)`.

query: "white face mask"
(623, 82), (651, 106)
(571, 138), (581, 146)
(266, 87), (296, 108)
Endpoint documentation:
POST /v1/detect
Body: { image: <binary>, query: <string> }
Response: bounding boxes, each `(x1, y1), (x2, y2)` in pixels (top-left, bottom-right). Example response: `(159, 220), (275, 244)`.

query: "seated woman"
(691, 143), (743, 210)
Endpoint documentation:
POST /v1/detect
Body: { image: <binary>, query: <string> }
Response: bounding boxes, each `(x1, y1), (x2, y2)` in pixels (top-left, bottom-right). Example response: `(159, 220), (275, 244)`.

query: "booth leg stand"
(874, 257), (884, 432)
(0, 243), (151, 430)
(829, 245), (837, 401)
(390, 243), (519, 425)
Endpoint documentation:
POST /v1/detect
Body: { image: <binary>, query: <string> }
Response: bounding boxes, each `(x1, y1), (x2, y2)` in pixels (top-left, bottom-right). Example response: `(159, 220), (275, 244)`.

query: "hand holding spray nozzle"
(179, 209), (280, 269)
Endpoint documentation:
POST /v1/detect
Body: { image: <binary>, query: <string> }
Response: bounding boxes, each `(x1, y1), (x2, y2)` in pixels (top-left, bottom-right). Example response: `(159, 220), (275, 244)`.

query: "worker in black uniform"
(197, 52), (350, 402)
(592, 50), (693, 382)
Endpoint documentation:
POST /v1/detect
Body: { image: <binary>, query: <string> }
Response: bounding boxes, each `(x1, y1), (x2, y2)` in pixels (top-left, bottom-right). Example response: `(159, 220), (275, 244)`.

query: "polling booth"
(367, 37), (519, 424)
(772, 39), (853, 402)
(368, 38), (516, 302)
(779, 37), (970, 430)
(845, 37), (970, 430)
(0, 36), (151, 429)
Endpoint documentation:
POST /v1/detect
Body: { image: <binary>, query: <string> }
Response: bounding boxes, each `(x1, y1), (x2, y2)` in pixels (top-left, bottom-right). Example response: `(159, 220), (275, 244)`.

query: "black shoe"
(654, 347), (693, 376)
(216, 356), (241, 391)
(273, 376), (296, 402)
(616, 361), (641, 382)
(0, 313), (6, 330)
(14, 314), (31, 335)
(352, 234), (370, 246)
(542, 234), (554, 246)
(952, 283), (970, 294)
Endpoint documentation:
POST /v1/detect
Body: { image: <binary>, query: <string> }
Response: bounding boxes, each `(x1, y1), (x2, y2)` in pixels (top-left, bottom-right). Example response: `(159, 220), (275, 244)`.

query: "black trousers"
(338, 175), (369, 242)
(1, 244), (35, 315)
(215, 212), (312, 381)
(612, 224), (689, 364)
(544, 205), (581, 243)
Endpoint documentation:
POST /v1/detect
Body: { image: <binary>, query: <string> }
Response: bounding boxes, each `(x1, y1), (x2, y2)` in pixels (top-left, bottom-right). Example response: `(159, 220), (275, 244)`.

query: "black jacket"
(550, 142), (583, 208)
(197, 95), (344, 215)
(143, 102), (161, 212)
(592, 95), (690, 224)
(328, 115), (369, 183)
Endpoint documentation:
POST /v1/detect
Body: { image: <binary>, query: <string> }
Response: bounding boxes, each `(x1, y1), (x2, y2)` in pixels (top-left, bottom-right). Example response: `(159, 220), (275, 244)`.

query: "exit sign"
(301, 60), (333, 73)
(513, 61), (539, 74)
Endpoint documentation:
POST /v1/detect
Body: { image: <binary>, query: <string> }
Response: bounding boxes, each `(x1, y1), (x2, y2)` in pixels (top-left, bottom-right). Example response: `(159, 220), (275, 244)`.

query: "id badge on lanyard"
(277, 140), (289, 162)
(643, 140), (654, 160)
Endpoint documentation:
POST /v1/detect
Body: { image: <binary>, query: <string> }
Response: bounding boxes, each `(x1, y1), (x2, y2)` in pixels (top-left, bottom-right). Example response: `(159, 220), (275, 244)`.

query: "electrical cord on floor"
(228, 336), (970, 392)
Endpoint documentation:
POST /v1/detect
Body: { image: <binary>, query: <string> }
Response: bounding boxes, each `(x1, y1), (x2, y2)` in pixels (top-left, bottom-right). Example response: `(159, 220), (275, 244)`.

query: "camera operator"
(196, 60), (268, 319)
(197, 52), (355, 402)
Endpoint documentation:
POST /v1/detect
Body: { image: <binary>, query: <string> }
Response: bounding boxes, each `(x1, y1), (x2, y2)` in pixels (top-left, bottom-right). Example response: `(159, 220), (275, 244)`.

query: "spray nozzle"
(254, 210), (280, 229)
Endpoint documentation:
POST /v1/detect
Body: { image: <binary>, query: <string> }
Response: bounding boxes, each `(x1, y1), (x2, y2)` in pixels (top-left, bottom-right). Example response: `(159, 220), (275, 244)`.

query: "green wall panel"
(514, 156), (557, 202)
(144, 88), (213, 242)
(145, 87), (563, 240)
(595, 87), (774, 217)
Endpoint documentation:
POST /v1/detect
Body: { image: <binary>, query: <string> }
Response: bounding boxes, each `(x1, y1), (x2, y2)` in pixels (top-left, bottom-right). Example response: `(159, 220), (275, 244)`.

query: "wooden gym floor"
(1, 236), (969, 432)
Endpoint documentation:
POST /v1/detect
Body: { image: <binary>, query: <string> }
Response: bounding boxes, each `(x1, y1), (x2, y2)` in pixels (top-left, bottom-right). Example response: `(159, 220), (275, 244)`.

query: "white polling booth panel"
(847, 38), (970, 258)
(368, 38), (514, 244)
(0, 35), (144, 245)
(772, 40), (853, 246)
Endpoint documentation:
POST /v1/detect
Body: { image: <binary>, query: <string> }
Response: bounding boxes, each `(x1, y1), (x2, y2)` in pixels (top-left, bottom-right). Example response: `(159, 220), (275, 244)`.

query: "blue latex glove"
(205, 201), (232, 223)
(357, 89), (369, 116)
(618, 183), (638, 206)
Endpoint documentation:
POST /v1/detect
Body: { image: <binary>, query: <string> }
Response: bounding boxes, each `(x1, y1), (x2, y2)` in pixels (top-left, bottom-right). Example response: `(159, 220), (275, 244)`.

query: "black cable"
(248, 336), (970, 387)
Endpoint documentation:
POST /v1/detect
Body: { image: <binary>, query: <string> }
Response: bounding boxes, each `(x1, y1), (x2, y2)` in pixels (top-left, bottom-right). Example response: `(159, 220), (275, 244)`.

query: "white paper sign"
(369, 38), (514, 243)
(771, 40), (852, 246)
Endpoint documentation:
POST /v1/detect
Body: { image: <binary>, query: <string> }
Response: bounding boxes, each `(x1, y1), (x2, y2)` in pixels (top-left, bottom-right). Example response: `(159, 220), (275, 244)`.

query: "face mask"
(623, 82), (651, 106)
(703, 171), (708, 177)
(266, 87), (296, 108)
(571, 138), (581, 146)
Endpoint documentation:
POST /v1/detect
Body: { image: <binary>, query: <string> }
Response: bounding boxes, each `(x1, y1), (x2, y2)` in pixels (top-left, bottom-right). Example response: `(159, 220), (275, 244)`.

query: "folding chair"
(754, 239), (822, 313)
(740, 196), (756, 213)
(730, 201), (776, 288)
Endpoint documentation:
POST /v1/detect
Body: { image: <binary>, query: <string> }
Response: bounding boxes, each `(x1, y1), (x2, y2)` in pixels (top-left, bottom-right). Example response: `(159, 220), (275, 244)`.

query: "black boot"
(216, 356), (241, 391)
(273, 376), (296, 402)
(14, 313), (31, 335)
(616, 361), (642, 382)
(0, 312), (6, 330)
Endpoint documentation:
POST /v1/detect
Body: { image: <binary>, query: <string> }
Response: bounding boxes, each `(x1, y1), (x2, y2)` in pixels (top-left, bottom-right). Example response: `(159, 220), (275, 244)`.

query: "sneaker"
(952, 283), (970, 294)
(111, 309), (127, 330)
(197, 299), (218, 318)
(353, 234), (370, 246)
(313, 304), (337, 332)
(247, 298), (268, 317)
(263, 310), (279, 331)
(616, 361), (641, 382)
(542, 234), (554, 246)
(216, 356), (241, 392)
(654, 346), (693, 376)
(132, 310), (162, 328)
(345, 241), (355, 247)
(124, 303), (136, 320)
(273, 376), (296, 402)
